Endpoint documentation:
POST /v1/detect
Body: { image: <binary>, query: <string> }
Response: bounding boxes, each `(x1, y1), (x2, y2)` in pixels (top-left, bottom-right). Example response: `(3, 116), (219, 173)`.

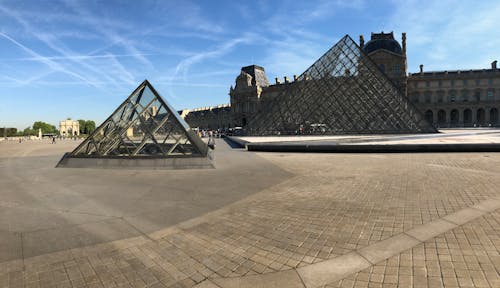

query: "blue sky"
(1, 0), (499, 130)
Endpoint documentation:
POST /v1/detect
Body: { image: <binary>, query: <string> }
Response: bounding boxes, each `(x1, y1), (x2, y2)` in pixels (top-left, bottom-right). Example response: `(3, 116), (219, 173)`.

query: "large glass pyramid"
(245, 35), (437, 135)
(69, 80), (208, 159)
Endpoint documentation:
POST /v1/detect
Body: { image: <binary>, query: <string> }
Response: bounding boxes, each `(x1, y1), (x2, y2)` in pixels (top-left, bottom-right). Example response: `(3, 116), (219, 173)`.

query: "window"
(462, 90), (468, 102)
(426, 81), (430, 88)
(425, 91), (432, 103)
(487, 90), (494, 100)
(476, 79), (480, 86)
(449, 90), (456, 102)
(450, 80), (455, 87)
(475, 90), (481, 102)
(438, 80), (442, 87)
(437, 91), (444, 103)
(489, 78), (493, 86)
(412, 92), (420, 103)
(379, 64), (385, 72)
(463, 79), (468, 86)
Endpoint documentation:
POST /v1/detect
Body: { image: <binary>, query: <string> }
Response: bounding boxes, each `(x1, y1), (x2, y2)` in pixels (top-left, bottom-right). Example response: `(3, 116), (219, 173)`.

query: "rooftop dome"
(363, 32), (402, 55)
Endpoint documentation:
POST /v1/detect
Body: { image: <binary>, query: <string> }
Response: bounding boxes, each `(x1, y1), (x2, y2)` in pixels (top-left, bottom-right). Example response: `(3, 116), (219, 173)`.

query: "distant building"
(182, 32), (499, 130)
(0, 127), (17, 137)
(59, 119), (79, 136)
(179, 104), (232, 130)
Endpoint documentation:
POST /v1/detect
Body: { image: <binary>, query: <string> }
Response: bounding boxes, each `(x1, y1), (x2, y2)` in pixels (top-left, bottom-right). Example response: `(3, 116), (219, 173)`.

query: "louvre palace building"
(181, 32), (500, 130)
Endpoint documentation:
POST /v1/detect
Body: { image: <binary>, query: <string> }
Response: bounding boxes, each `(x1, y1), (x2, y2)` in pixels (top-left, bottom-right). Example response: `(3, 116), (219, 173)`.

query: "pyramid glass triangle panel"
(245, 35), (437, 135)
(69, 80), (209, 159)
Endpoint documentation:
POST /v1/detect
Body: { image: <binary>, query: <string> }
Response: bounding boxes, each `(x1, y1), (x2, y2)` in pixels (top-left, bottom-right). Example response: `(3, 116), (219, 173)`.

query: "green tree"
(84, 120), (96, 134)
(77, 119), (85, 134)
(7, 128), (17, 136)
(32, 121), (57, 134)
(23, 127), (35, 136)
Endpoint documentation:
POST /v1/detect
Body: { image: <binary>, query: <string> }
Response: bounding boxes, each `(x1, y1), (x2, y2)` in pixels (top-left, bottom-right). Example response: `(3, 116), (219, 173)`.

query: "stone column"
(472, 109), (477, 127)
(458, 109), (464, 126)
(485, 107), (491, 125)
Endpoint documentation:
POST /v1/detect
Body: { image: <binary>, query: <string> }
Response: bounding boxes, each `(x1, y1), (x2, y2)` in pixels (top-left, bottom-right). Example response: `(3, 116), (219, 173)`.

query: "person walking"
(52, 136), (56, 144)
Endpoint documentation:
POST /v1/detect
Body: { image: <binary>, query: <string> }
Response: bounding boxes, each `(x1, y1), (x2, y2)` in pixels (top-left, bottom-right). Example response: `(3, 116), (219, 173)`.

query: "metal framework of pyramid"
(245, 35), (437, 135)
(58, 80), (212, 169)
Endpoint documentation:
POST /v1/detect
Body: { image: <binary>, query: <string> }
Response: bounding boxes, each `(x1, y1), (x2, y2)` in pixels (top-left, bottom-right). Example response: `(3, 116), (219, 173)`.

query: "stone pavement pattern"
(0, 139), (500, 287)
(326, 210), (500, 288)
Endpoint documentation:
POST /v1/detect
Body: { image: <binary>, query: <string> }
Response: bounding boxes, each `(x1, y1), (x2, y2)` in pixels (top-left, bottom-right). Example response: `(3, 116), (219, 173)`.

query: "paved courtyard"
(0, 137), (499, 287)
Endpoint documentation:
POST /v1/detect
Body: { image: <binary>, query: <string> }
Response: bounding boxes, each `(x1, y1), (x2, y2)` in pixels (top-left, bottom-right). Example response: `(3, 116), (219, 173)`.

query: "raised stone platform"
(230, 128), (500, 152)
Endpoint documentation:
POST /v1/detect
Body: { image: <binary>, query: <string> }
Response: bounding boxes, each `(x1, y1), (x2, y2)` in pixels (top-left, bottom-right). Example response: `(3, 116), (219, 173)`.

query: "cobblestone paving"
(326, 210), (500, 288)
(1, 153), (500, 287)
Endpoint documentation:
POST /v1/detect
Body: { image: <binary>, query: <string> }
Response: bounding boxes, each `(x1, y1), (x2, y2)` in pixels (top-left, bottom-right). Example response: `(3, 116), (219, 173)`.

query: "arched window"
(438, 110), (446, 124)
(490, 108), (498, 125)
(464, 109), (472, 126)
(424, 110), (433, 124)
(450, 109), (459, 126)
(477, 108), (485, 126)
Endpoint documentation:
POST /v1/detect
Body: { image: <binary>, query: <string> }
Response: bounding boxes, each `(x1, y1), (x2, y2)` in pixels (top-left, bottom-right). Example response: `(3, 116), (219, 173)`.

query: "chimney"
(284, 76), (290, 83)
(359, 35), (365, 49)
(419, 64), (424, 74)
(492, 60), (497, 69)
(293, 75), (298, 81)
(275, 77), (281, 84)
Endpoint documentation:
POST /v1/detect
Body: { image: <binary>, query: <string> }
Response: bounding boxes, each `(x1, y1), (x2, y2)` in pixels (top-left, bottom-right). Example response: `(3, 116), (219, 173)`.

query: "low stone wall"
(56, 152), (215, 170)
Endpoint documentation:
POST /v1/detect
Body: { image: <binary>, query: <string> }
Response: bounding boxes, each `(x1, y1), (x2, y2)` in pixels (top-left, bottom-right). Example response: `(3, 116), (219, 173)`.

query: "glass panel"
(138, 86), (156, 109)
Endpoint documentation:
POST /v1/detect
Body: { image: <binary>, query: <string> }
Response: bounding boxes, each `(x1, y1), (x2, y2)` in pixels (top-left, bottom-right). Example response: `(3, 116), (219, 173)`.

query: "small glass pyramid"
(245, 35), (436, 135)
(70, 80), (208, 158)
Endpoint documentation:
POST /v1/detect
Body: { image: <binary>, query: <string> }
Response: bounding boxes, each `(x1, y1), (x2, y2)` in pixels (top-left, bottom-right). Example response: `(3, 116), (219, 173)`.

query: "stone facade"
(408, 63), (499, 127)
(183, 32), (499, 130)
(180, 104), (232, 130)
(229, 65), (270, 127)
(59, 119), (80, 136)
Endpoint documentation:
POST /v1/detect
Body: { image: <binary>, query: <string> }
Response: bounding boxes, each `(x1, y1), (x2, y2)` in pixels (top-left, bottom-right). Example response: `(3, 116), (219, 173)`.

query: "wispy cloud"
(157, 34), (256, 100)
(0, 5), (129, 90)
(1, 53), (156, 61)
(0, 32), (96, 87)
(264, 0), (365, 34)
(172, 34), (257, 81)
(387, 0), (500, 71)
(61, 0), (154, 69)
